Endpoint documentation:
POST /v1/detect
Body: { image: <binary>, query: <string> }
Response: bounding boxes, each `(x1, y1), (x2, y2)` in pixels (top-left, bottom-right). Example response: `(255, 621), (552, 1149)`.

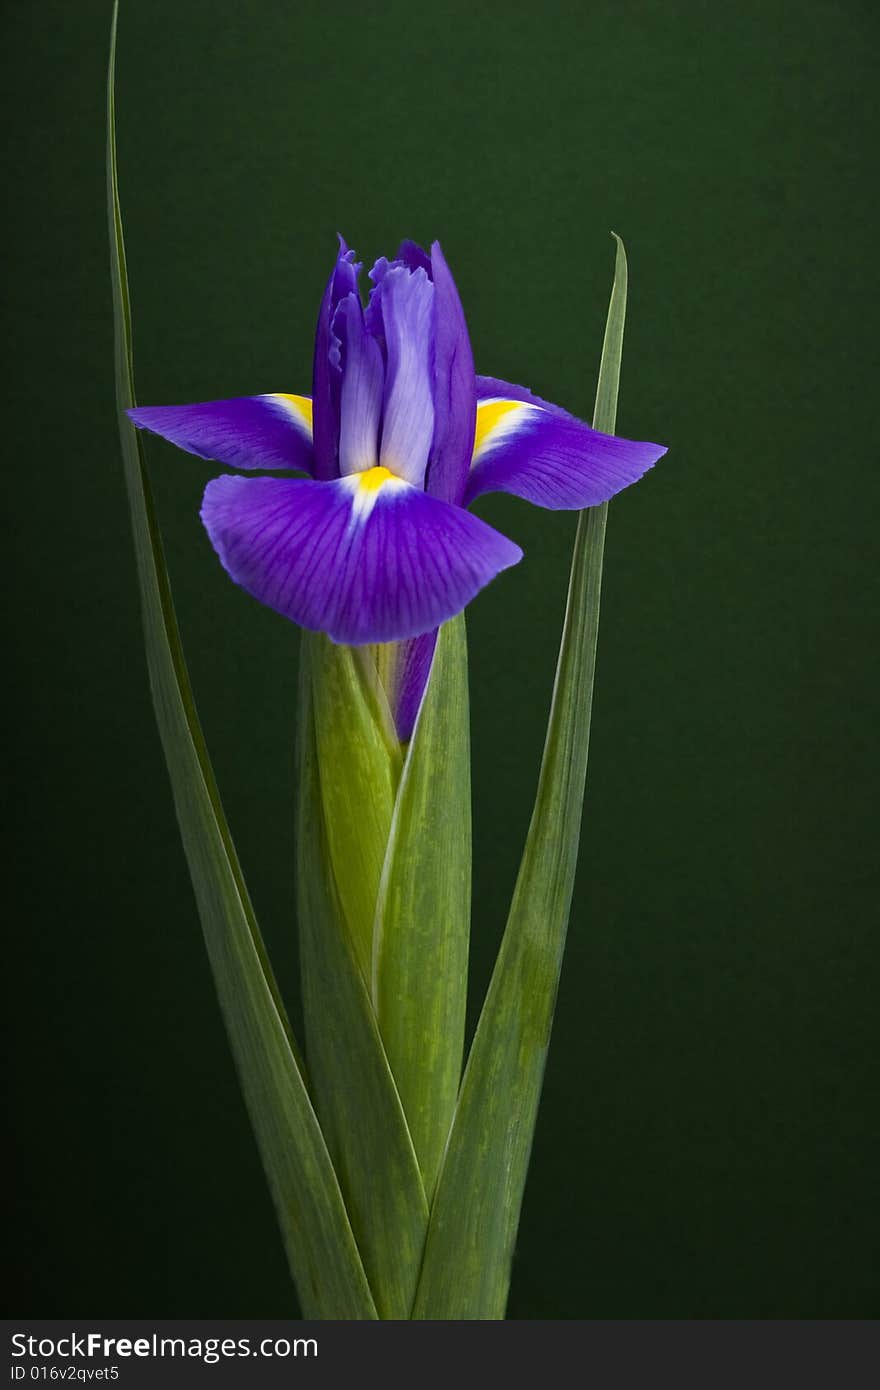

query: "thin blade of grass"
(107, 2), (375, 1320)
(412, 236), (629, 1319)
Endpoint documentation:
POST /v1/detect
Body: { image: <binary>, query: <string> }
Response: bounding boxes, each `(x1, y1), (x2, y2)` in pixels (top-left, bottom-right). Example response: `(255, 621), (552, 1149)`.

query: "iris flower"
(129, 239), (665, 736)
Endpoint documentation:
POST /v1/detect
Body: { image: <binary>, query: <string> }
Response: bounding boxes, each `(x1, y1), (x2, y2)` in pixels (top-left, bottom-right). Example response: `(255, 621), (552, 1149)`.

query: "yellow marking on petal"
(472, 398), (533, 461)
(358, 465), (397, 493)
(272, 393), (314, 436)
(348, 465), (407, 525)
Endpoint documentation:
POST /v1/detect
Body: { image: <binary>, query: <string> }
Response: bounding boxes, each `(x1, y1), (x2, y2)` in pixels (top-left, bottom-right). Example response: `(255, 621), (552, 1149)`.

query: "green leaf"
(107, 2), (376, 1321)
(299, 619), (471, 1307)
(412, 235), (629, 1319)
(308, 635), (402, 983)
(297, 636), (429, 1318)
(373, 616), (471, 1196)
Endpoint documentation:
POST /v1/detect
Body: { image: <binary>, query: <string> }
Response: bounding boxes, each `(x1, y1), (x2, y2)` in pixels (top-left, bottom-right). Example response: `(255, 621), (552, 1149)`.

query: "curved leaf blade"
(107, 2), (375, 1320)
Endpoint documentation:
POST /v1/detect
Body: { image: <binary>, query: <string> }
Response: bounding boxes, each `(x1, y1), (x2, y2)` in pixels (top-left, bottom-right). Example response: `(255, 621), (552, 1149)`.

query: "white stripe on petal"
(377, 267), (436, 487)
(344, 466), (411, 528)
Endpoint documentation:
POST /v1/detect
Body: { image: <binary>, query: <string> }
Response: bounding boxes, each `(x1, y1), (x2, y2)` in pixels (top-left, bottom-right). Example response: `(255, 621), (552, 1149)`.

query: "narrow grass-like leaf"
(297, 636), (429, 1318)
(373, 616), (471, 1196)
(413, 236), (629, 1319)
(107, 3), (376, 1321)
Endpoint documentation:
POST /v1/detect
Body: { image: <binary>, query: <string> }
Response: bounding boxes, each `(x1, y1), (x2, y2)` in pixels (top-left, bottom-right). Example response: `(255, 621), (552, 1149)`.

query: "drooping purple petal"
(371, 265), (436, 488)
(312, 238), (360, 480)
(201, 469), (522, 646)
(463, 377), (666, 509)
(127, 395), (314, 473)
(333, 293), (384, 476)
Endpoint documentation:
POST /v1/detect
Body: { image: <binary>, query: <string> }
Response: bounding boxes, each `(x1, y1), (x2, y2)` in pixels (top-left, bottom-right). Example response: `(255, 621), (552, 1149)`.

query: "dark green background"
(5, 0), (878, 1318)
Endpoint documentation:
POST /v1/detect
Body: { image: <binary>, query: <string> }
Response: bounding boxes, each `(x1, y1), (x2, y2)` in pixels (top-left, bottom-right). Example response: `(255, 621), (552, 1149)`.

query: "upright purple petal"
(371, 240), (478, 737)
(201, 468), (521, 645)
(423, 241), (477, 506)
(396, 239), (432, 276)
(388, 240), (477, 505)
(127, 395), (314, 473)
(311, 238), (360, 480)
(333, 293), (384, 476)
(464, 377), (666, 509)
(371, 265), (436, 488)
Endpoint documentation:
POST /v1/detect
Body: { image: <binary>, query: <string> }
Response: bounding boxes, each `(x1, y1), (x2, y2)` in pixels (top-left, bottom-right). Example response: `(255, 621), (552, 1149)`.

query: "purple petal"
(127, 395), (314, 473)
(371, 265), (436, 488)
(396, 239), (432, 276)
(333, 293), (385, 476)
(371, 242), (477, 738)
(475, 376), (566, 411)
(464, 378), (667, 509)
(312, 238), (360, 480)
(201, 470), (522, 646)
(423, 241), (477, 506)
